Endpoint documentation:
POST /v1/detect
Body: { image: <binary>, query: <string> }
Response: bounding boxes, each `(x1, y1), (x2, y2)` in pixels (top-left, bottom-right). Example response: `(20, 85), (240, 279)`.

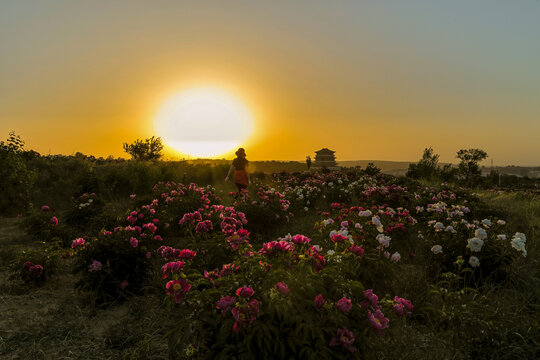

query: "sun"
(154, 87), (254, 158)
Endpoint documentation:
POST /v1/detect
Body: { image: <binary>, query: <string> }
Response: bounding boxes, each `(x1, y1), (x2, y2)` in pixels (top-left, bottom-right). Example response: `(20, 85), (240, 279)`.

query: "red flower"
(236, 286), (255, 298)
(314, 294), (326, 310)
(335, 297), (352, 313)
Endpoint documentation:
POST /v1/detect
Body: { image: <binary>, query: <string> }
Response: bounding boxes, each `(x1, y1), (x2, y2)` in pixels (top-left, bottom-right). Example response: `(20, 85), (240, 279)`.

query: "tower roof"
(315, 148), (335, 154)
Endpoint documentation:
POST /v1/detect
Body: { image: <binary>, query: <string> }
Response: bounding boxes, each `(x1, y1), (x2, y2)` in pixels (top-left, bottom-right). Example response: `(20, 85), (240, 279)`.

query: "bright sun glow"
(154, 87), (254, 158)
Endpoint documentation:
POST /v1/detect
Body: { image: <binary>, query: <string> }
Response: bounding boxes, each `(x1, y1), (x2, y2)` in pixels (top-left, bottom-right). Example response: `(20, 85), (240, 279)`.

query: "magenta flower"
(129, 237), (138, 248)
(23, 261), (34, 271)
(161, 261), (185, 279)
(166, 278), (191, 303)
(29, 264), (43, 278)
(349, 245), (364, 257)
(195, 220), (214, 233)
(50, 217), (58, 226)
(119, 280), (129, 290)
(314, 294), (326, 310)
(362, 289), (380, 309)
(274, 282), (290, 295)
(393, 296), (413, 317)
(236, 286), (255, 298)
(329, 327), (356, 353)
(367, 309), (389, 335)
(291, 234), (311, 245)
(88, 260), (102, 272)
(258, 241), (293, 256)
(216, 295), (236, 315)
(178, 249), (197, 260)
(335, 297), (352, 313)
(71, 238), (85, 249)
(231, 299), (259, 332)
(331, 233), (348, 243)
(41, 205), (50, 212)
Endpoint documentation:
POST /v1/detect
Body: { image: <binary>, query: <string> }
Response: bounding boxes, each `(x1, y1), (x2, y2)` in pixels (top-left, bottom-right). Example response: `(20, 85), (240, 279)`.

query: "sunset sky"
(1, 1), (539, 165)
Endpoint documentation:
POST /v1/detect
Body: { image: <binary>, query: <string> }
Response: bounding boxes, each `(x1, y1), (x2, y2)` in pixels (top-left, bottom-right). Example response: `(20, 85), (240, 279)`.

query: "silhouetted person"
(225, 148), (250, 198)
(306, 155), (312, 170)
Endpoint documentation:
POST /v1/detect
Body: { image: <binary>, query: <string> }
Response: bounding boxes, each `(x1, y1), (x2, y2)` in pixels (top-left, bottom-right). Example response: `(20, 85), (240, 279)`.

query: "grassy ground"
(0, 190), (538, 359)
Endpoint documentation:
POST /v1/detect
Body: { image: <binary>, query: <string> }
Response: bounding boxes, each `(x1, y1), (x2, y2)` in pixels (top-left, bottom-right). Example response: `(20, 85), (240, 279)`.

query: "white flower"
(312, 245), (322, 252)
(444, 226), (456, 233)
(372, 216), (384, 233)
(431, 245), (443, 254)
(481, 219), (492, 227)
(497, 219), (506, 225)
(304, 207), (309, 211)
(354, 223), (362, 229)
(376, 234), (391, 248)
(474, 228), (487, 240)
(434, 222), (444, 230)
(358, 210), (372, 217)
(391, 252), (401, 262)
(511, 232), (527, 257)
(497, 234), (506, 241)
(466, 237), (484, 252)
(469, 256), (480, 268)
(327, 250), (335, 256)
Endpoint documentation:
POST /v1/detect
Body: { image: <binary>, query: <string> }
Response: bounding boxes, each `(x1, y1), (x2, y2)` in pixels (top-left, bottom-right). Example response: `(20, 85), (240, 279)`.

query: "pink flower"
(361, 289), (380, 309)
(195, 220), (214, 233)
(161, 261), (185, 279)
(349, 245), (364, 257)
(291, 234), (311, 245)
(236, 286), (255, 298)
(71, 238), (85, 249)
(88, 260), (102, 272)
(314, 294), (326, 310)
(154, 235), (162, 242)
(335, 297), (352, 313)
(146, 252), (151, 259)
(331, 233), (348, 243)
(393, 296), (413, 317)
(178, 249), (197, 260)
(166, 278), (191, 303)
(50, 217), (58, 226)
(119, 280), (129, 290)
(41, 205), (50, 212)
(23, 261), (34, 271)
(216, 295), (236, 315)
(329, 327), (356, 353)
(130, 194), (136, 199)
(367, 309), (389, 335)
(129, 237), (138, 248)
(29, 264), (43, 278)
(274, 282), (290, 295)
(231, 298), (259, 332)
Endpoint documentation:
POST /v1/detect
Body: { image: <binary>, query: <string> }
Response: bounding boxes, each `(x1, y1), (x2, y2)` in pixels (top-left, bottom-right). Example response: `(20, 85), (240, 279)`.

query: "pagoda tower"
(313, 148), (337, 168)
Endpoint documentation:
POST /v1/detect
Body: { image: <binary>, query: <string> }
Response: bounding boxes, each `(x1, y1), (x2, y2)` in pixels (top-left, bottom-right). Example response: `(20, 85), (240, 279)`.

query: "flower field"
(1, 169), (539, 359)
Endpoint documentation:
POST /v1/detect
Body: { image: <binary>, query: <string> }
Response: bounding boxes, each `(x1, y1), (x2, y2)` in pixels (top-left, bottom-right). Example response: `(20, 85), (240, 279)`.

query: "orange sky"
(1, 1), (539, 165)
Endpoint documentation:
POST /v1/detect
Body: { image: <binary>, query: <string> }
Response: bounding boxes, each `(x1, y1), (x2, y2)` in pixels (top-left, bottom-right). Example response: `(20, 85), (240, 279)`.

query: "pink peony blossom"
(195, 220), (213, 233)
(314, 294), (326, 310)
(119, 280), (129, 290)
(29, 264), (43, 278)
(236, 286), (255, 298)
(335, 297), (352, 313)
(329, 327), (356, 353)
(349, 245), (364, 257)
(166, 278), (191, 303)
(367, 309), (389, 335)
(71, 238), (85, 249)
(88, 260), (102, 272)
(50, 217), (58, 226)
(129, 237), (138, 248)
(274, 282), (290, 295)
(161, 261), (185, 279)
(41, 205), (50, 212)
(216, 295), (236, 315)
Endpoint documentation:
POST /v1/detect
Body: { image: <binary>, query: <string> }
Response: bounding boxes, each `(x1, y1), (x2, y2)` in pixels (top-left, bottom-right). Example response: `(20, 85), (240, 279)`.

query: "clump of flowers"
(23, 261), (44, 278)
(329, 328), (357, 353)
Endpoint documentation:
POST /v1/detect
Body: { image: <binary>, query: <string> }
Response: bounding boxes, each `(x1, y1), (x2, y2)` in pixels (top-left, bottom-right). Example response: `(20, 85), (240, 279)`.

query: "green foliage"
(123, 136), (164, 161)
(364, 162), (381, 176)
(0, 132), (36, 214)
(73, 231), (153, 303)
(407, 147), (441, 180)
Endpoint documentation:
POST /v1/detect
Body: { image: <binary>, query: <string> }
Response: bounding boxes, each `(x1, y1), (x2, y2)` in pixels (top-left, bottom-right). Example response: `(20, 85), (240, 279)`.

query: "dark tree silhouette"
(457, 148), (488, 182)
(123, 136), (164, 161)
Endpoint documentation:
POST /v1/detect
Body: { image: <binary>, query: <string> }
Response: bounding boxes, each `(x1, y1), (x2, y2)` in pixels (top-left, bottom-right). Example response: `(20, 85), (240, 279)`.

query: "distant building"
(313, 148), (338, 169)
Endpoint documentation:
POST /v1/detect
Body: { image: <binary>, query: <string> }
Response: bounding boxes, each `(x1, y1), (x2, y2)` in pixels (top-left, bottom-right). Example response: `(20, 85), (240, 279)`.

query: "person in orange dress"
(225, 148), (250, 197)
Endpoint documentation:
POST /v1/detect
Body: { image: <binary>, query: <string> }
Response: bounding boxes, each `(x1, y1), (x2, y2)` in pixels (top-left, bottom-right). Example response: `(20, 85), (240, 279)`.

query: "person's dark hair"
(235, 148), (246, 157)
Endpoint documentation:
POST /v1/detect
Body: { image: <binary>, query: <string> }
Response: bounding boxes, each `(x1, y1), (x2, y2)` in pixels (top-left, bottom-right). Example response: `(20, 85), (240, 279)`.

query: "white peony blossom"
(511, 232), (527, 257)
(391, 252), (401, 262)
(372, 216), (384, 233)
(466, 237), (484, 252)
(469, 256), (480, 267)
(481, 219), (492, 228)
(358, 210), (372, 217)
(431, 245), (443, 254)
(376, 234), (391, 248)
(497, 234), (506, 241)
(434, 222), (444, 230)
(474, 228), (487, 240)
(327, 250), (335, 256)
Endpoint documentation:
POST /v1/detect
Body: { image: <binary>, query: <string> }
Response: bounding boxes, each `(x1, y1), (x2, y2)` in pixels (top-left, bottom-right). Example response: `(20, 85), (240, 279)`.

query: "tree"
(407, 147), (440, 180)
(123, 136), (164, 161)
(456, 148), (488, 183)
